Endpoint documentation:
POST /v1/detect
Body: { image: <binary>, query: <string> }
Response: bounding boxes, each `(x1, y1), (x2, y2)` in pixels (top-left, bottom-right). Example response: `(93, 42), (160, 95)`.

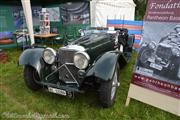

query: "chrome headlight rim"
(73, 51), (90, 69)
(172, 47), (180, 57)
(42, 47), (56, 64)
(148, 41), (156, 49)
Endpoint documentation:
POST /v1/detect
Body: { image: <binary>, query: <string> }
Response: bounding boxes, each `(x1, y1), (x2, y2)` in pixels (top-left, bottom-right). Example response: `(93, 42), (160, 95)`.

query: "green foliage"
(134, 0), (148, 20)
(0, 48), (179, 120)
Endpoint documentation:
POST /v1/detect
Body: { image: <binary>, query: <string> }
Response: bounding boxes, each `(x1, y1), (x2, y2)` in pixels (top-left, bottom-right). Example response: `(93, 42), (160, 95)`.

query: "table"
(34, 33), (59, 45)
(34, 33), (59, 38)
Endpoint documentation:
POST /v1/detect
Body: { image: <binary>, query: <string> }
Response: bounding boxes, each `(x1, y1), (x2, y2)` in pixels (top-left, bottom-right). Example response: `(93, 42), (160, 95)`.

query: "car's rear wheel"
(24, 65), (42, 91)
(98, 64), (120, 108)
(170, 59), (180, 80)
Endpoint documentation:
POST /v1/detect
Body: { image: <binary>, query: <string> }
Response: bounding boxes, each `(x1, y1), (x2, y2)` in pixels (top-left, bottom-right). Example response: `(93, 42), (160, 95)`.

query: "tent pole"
(21, 0), (35, 45)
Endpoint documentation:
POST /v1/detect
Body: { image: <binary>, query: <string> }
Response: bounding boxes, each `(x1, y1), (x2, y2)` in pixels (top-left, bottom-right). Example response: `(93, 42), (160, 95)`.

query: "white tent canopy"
(21, 0), (136, 44)
(90, 0), (136, 27)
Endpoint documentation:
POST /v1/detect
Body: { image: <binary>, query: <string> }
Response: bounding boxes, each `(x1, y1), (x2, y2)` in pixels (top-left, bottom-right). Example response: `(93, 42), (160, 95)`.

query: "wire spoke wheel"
(99, 64), (120, 108)
(111, 69), (118, 100)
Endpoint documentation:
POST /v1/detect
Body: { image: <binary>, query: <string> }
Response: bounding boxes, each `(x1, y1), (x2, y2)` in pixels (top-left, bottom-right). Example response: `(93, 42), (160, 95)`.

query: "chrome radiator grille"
(156, 45), (172, 60)
(58, 49), (77, 64)
(58, 48), (80, 84)
(58, 64), (80, 84)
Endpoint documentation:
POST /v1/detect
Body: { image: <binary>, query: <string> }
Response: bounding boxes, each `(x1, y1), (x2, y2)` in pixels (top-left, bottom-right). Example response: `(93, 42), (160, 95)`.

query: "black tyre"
(137, 47), (153, 68)
(127, 35), (135, 52)
(169, 59), (180, 81)
(24, 65), (42, 91)
(99, 64), (120, 108)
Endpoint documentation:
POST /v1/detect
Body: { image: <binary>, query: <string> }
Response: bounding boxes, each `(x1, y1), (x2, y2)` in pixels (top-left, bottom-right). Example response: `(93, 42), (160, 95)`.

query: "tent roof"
(95, 0), (136, 7)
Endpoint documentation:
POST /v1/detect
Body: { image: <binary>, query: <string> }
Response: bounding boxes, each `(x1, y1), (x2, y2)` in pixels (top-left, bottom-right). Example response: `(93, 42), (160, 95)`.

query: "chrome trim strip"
(64, 64), (78, 84)
(45, 63), (79, 87)
(60, 45), (85, 52)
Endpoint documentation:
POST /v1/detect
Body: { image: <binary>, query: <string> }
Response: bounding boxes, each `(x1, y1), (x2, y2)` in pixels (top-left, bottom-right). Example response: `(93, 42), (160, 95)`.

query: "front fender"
(86, 51), (122, 81)
(19, 48), (45, 75)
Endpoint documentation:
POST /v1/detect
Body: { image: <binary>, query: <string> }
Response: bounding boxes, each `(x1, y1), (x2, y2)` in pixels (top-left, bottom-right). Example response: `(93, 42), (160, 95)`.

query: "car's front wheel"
(24, 65), (42, 91)
(98, 64), (120, 108)
(137, 47), (153, 68)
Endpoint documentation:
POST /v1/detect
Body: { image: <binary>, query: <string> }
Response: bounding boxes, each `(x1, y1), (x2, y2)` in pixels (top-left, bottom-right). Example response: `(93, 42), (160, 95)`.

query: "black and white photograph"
(135, 22), (180, 85)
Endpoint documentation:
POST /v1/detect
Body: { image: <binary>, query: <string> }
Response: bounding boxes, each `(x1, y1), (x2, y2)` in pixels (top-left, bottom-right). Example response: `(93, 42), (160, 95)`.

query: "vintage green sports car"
(19, 28), (134, 107)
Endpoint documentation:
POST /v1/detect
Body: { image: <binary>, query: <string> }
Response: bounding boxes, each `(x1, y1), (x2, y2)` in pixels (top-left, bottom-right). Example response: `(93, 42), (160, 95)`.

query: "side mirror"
(148, 41), (156, 49)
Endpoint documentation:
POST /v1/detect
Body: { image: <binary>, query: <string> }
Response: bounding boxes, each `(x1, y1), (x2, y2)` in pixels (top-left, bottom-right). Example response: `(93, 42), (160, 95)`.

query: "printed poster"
(133, 0), (180, 98)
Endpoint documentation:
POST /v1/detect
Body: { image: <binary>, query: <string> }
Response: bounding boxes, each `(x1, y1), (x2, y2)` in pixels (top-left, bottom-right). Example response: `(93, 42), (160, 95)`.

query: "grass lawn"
(0, 47), (179, 120)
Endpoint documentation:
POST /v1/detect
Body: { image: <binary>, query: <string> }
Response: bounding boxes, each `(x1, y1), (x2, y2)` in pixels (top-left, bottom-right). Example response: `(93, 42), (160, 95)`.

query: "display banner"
(13, 6), (41, 29)
(133, 0), (180, 99)
(60, 2), (90, 25)
(144, 0), (180, 22)
(46, 7), (60, 22)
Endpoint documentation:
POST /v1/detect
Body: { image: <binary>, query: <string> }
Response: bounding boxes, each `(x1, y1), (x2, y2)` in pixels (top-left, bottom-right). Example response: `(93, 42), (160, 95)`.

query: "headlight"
(42, 48), (56, 64)
(172, 47), (180, 57)
(73, 51), (90, 69)
(149, 41), (156, 49)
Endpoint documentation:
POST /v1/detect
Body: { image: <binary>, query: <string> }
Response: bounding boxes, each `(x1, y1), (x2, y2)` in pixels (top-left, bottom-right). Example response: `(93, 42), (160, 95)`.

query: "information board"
(134, 0), (180, 99)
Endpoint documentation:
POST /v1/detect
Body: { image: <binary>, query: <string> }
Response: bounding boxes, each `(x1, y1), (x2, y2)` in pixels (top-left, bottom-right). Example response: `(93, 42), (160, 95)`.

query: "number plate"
(150, 63), (163, 71)
(48, 87), (66, 96)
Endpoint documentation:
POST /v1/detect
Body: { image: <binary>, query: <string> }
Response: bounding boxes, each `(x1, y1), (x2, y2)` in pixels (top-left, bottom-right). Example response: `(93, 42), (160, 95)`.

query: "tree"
(134, 0), (148, 20)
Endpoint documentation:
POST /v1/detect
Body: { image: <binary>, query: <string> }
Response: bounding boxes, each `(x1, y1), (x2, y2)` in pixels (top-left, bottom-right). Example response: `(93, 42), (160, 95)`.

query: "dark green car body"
(19, 29), (134, 107)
